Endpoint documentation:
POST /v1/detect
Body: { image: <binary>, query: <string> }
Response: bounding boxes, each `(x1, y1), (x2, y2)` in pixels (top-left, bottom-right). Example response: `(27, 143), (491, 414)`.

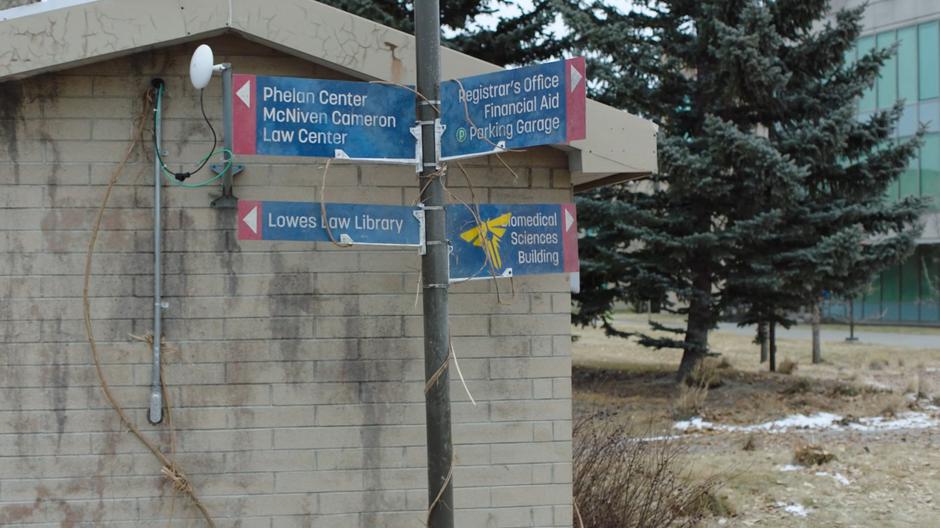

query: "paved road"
(715, 322), (939, 349)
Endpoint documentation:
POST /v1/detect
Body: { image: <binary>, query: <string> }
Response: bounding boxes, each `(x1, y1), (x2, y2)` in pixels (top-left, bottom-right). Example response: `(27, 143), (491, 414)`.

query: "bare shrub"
(793, 443), (835, 466)
(880, 394), (905, 418)
(778, 359), (798, 375)
(783, 378), (812, 395)
(672, 383), (709, 420)
(869, 359), (889, 371)
(573, 420), (726, 528)
(904, 373), (930, 399)
(689, 358), (723, 388)
(915, 372), (932, 399)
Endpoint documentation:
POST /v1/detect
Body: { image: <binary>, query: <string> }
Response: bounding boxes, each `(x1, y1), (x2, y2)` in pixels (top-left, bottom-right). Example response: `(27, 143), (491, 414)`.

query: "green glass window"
(922, 133), (940, 209)
(919, 22), (940, 100)
(843, 44), (856, 68)
(898, 27), (918, 103)
(884, 174), (900, 203)
(877, 31), (897, 108)
(900, 165), (919, 199)
(859, 35), (877, 112)
(901, 255), (920, 321)
(922, 247), (940, 322)
(917, 245), (940, 322)
(882, 265), (900, 320)
(862, 273), (881, 319)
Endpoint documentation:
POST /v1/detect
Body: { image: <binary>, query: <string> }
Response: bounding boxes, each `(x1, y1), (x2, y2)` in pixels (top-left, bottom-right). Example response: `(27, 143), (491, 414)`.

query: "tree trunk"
(769, 321), (777, 373)
(677, 272), (711, 382)
(758, 321), (768, 363)
(811, 301), (821, 364)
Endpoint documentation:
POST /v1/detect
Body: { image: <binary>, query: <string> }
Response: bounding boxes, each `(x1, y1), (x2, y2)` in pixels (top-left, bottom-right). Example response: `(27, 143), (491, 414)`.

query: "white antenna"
(189, 44), (224, 89)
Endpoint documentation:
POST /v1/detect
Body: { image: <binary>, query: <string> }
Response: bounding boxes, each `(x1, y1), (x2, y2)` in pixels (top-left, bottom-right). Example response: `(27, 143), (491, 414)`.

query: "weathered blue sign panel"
(238, 200), (424, 247)
(233, 74), (418, 164)
(440, 57), (586, 160)
(447, 203), (579, 281)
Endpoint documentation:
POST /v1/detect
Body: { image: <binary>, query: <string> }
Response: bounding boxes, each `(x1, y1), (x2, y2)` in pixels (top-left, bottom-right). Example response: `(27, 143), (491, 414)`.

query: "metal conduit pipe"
(148, 79), (166, 425)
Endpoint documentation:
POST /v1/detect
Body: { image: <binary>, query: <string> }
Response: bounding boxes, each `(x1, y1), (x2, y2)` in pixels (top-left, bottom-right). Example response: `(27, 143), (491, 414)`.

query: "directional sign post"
(233, 74), (419, 163)
(447, 203), (579, 281)
(440, 57), (586, 160)
(237, 200), (424, 247)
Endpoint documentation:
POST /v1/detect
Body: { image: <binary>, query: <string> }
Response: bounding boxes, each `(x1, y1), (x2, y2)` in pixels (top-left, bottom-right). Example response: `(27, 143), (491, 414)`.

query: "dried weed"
(793, 443), (836, 466)
(778, 359), (798, 375)
(673, 383), (709, 420)
(574, 420), (727, 528)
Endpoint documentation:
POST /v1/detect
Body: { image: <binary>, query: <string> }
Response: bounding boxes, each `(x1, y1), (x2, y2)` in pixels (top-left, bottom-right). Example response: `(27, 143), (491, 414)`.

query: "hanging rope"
(83, 88), (215, 528)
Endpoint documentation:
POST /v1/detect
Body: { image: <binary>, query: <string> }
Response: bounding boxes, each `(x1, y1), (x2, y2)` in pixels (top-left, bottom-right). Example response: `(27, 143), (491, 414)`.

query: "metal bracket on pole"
(411, 124), (424, 173)
(435, 120), (445, 170)
(415, 204), (428, 256)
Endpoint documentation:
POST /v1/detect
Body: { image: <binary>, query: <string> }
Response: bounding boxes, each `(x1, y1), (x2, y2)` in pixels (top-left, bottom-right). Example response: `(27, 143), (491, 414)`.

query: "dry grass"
(574, 313), (940, 528)
(673, 383), (709, 420)
(572, 314), (940, 398)
(690, 358), (723, 388)
(905, 371), (932, 399)
(778, 359), (799, 375)
(879, 394), (906, 417)
(793, 443), (836, 466)
(573, 420), (726, 528)
(869, 359), (890, 370)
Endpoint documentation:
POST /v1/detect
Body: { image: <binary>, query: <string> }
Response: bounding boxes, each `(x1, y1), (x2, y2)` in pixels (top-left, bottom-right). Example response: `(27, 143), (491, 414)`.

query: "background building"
(827, 0), (940, 324)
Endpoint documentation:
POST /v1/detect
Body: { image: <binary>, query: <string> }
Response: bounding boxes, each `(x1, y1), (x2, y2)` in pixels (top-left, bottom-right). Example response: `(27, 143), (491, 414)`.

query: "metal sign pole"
(212, 64), (239, 209)
(415, 1), (454, 527)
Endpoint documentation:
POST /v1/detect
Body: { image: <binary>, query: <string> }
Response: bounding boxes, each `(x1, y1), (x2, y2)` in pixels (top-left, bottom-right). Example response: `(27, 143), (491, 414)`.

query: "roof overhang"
(0, 0), (657, 188)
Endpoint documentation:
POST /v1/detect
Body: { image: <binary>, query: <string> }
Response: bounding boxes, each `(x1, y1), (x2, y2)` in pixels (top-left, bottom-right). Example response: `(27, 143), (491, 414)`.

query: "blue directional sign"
(238, 200), (424, 247)
(447, 203), (579, 281)
(440, 57), (586, 160)
(233, 74), (418, 164)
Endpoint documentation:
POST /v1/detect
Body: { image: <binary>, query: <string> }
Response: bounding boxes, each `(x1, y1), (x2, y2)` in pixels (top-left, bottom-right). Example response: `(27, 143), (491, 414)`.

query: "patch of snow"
(673, 416), (714, 431)
(815, 471), (851, 485)
(849, 412), (938, 432)
(674, 411), (939, 434)
(777, 464), (802, 472)
(756, 412), (842, 431)
(776, 501), (810, 517)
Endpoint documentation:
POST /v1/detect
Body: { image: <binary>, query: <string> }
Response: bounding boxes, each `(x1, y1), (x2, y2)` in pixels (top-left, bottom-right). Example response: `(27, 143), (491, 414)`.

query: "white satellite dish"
(189, 44), (215, 90)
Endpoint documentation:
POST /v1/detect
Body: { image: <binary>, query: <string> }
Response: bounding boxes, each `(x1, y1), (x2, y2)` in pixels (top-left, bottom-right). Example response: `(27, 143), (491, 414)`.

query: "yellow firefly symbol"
(460, 212), (512, 269)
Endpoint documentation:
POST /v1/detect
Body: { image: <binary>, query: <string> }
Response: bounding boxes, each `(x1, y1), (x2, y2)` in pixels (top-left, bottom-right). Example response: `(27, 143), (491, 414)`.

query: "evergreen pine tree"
(568, 0), (925, 380)
(722, 3), (926, 368)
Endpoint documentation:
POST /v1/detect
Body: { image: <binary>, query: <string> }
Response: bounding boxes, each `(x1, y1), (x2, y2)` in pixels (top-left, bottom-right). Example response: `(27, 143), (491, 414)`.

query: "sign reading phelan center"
(233, 74), (418, 163)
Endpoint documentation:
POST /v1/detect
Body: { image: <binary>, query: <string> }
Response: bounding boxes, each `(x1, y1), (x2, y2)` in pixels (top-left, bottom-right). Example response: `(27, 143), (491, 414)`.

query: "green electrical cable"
(153, 83), (233, 189)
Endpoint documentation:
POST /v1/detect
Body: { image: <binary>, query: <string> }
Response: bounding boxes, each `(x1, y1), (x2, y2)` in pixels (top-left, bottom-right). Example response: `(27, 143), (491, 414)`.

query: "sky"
(480, 0), (633, 36)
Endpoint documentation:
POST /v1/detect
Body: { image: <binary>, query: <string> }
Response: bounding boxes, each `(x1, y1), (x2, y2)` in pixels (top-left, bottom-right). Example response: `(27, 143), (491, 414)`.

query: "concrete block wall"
(0, 35), (574, 527)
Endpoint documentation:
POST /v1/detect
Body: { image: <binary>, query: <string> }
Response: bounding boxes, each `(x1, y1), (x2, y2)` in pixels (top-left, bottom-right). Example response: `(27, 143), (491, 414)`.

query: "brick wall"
(0, 36), (574, 527)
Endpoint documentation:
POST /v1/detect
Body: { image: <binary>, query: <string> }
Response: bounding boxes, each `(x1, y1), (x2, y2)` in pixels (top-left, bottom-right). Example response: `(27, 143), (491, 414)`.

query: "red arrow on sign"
(233, 74), (257, 155)
(237, 200), (262, 240)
